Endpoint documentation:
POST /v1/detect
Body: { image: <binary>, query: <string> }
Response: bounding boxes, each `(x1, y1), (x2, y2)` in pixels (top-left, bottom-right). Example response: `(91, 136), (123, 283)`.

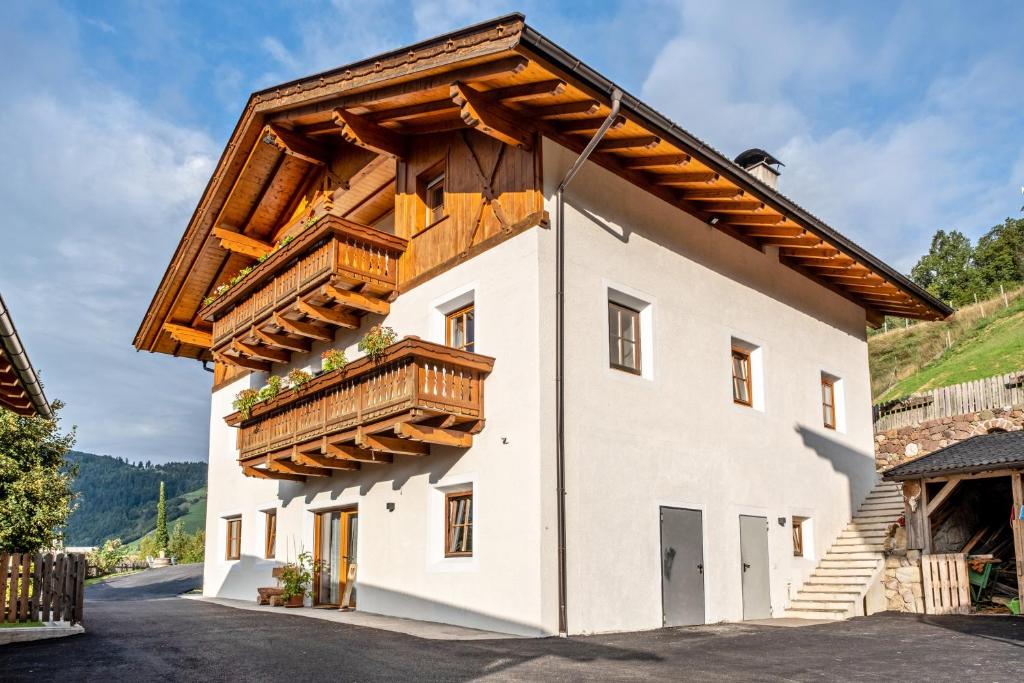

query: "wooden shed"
(884, 430), (1024, 612)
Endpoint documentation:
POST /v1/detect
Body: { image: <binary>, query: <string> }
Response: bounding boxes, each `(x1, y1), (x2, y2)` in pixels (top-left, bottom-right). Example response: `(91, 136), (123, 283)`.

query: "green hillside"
(871, 291), (1024, 403)
(64, 452), (207, 546)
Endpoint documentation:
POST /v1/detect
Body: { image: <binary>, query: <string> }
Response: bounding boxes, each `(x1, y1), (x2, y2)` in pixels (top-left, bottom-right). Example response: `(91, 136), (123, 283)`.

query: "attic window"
(417, 159), (447, 230)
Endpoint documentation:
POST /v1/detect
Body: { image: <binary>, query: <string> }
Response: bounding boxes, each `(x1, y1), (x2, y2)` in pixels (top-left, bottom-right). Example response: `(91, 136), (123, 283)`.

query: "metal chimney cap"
(734, 148), (784, 170)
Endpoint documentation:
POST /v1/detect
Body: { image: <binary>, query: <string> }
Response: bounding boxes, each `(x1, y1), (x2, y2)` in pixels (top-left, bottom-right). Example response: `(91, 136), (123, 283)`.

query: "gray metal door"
(739, 515), (771, 620)
(660, 507), (705, 626)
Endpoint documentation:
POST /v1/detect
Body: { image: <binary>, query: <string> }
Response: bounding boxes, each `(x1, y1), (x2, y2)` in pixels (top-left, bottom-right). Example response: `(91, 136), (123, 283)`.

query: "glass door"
(314, 508), (357, 607)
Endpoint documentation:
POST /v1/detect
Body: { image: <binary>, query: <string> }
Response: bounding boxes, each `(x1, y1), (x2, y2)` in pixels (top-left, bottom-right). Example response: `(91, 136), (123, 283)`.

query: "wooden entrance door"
(314, 508), (357, 606)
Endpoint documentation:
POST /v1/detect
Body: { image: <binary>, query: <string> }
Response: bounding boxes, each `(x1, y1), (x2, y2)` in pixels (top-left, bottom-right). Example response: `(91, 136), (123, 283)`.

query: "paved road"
(3, 565), (1022, 681)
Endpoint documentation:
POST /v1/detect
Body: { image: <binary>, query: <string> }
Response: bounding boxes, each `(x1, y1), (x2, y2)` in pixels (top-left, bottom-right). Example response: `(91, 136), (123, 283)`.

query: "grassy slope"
(125, 486), (207, 551)
(873, 294), (1024, 402)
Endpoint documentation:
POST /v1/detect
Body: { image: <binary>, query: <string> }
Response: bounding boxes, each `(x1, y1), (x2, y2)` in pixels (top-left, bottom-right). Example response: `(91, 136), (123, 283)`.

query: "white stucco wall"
(541, 138), (878, 633)
(202, 230), (556, 636)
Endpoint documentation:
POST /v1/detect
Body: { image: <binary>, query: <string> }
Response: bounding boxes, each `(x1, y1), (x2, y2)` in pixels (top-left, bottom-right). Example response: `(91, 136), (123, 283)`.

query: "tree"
(154, 481), (168, 552)
(974, 217), (1024, 290)
(911, 229), (980, 306)
(0, 401), (77, 552)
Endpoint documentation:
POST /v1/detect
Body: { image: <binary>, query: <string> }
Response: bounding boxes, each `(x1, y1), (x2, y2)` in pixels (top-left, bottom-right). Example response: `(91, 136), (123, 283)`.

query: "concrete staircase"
(785, 480), (903, 620)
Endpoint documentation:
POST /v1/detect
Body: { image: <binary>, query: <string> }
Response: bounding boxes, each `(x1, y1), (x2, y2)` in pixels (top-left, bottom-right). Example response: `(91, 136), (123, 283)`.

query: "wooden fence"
(921, 553), (971, 615)
(874, 371), (1024, 433)
(0, 552), (86, 625)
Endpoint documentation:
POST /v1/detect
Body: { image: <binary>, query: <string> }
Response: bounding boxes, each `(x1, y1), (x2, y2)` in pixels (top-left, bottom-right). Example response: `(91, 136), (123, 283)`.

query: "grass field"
(126, 486), (206, 551)
(872, 292), (1024, 402)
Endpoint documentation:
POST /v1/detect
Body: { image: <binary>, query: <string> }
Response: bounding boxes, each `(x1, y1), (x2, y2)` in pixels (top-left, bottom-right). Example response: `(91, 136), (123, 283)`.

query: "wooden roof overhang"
(0, 293), (51, 418)
(135, 14), (950, 360)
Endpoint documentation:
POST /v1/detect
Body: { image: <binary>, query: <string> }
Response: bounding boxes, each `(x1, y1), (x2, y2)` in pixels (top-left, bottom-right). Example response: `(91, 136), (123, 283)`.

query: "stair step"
(807, 575), (870, 585)
(854, 508), (902, 517)
(862, 496), (903, 505)
(801, 583), (862, 593)
(825, 553), (884, 563)
(828, 544), (885, 553)
(835, 533), (887, 543)
(796, 591), (860, 601)
(785, 608), (848, 620)
(815, 567), (875, 576)
(790, 599), (857, 610)
(849, 522), (893, 531)
(820, 559), (879, 568)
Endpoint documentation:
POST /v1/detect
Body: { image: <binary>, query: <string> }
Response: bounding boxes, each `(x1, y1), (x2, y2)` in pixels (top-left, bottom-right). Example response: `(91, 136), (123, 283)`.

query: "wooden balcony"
(203, 216), (407, 369)
(225, 338), (494, 481)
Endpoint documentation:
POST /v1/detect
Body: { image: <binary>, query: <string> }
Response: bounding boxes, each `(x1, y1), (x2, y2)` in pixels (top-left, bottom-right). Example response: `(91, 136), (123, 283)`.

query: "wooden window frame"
(445, 304), (475, 352)
(731, 347), (753, 406)
(225, 517), (242, 561)
(416, 158), (448, 232)
(444, 490), (473, 558)
(821, 377), (836, 430)
(608, 301), (642, 375)
(264, 510), (277, 560)
(792, 517), (805, 557)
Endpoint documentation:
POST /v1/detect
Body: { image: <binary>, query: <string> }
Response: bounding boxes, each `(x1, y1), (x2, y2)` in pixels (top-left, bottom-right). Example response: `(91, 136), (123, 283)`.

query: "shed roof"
(883, 430), (1024, 480)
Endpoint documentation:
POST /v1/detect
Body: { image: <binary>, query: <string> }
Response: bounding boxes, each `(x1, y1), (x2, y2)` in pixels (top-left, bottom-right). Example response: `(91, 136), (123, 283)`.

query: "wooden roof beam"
(212, 226), (272, 259)
(620, 154), (690, 169)
(558, 115), (625, 134)
(213, 351), (270, 373)
(651, 171), (719, 185)
(266, 456), (330, 478)
(699, 200), (764, 212)
(530, 100), (600, 119)
(597, 136), (660, 151)
(738, 226), (805, 238)
(162, 323), (212, 349)
(356, 432), (429, 456)
(364, 98), (456, 123)
(396, 422), (472, 448)
(263, 124), (327, 166)
(678, 187), (744, 200)
(451, 82), (533, 150)
(323, 441), (394, 464)
(272, 312), (334, 342)
(296, 300), (360, 329)
(251, 328), (311, 353)
(719, 214), (789, 226)
(323, 284), (390, 316)
(231, 340), (290, 364)
(243, 465), (305, 482)
(486, 79), (566, 103)
(293, 451), (360, 471)
(332, 108), (408, 158)
(779, 247), (840, 259)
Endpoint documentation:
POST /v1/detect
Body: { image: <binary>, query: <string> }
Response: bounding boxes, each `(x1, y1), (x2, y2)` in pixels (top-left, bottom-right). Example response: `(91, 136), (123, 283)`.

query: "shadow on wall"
(795, 424), (876, 515)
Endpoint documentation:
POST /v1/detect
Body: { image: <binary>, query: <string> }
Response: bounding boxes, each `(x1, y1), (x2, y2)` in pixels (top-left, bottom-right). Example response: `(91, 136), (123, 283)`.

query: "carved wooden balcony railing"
(225, 338), (494, 481)
(202, 216), (407, 369)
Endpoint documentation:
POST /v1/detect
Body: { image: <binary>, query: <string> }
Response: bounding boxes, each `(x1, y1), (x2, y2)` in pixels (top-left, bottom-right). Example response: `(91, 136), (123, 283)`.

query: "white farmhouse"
(134, 14), (950, 636)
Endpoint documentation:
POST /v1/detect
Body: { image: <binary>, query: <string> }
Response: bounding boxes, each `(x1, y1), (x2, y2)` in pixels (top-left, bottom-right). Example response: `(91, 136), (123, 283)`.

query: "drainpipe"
(0, 293), (52, 419)
(554, 88), (622, 636)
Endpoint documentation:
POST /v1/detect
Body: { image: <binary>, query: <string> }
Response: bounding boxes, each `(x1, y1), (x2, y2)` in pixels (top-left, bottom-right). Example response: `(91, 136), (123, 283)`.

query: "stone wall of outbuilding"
(874, 406), (1024, 471)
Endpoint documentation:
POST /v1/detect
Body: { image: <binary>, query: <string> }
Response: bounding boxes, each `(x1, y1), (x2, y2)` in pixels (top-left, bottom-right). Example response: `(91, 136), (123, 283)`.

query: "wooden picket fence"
(921, 553), (971, 615)
(0, 552), (86, 625)
(874, 370), (1024, 432)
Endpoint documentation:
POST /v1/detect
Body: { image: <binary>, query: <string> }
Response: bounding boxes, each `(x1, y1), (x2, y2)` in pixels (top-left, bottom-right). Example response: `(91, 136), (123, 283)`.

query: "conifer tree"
(155, 481), (169, 552)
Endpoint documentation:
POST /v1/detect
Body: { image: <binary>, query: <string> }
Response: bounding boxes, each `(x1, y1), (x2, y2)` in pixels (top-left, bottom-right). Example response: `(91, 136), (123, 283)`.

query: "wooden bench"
(257, 566), (285, 605)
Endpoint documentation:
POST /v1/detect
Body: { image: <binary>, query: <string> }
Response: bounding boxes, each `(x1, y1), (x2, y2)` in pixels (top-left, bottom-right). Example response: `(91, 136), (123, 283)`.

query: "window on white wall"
(820, 372), (846, 433)
(434, 287), (476, 352)
(731, 337), (764, 411)
(607, 287), (653, 379)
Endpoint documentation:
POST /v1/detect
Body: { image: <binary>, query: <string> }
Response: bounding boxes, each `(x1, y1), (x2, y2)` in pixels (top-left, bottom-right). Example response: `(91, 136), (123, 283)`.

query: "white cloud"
(641, 0), (1024, 271)
(0, 4), (216, 462)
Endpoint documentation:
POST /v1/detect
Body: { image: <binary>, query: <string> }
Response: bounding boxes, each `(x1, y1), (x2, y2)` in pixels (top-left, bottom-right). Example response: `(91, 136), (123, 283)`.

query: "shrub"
(87, 538), (128, 575)
(280, 551), (316, 601)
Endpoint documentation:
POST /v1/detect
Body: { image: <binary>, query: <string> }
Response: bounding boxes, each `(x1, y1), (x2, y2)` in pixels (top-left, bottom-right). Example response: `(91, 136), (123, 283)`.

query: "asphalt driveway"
(3, 564), (1021, 681)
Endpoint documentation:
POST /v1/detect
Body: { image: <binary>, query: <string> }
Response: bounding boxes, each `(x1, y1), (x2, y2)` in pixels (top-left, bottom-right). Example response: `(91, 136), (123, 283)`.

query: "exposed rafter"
(251, 328), (311, 353)
(162, 323), (212, 349)
(263, 124), (327, 166)
(332, 108), (408, 158)
(212, 226), (272, 259)
(322, 285), (390, 315)
(272, 312), (334, 342)
(451, 82), (533, 150)
(296, 300), (359, 329)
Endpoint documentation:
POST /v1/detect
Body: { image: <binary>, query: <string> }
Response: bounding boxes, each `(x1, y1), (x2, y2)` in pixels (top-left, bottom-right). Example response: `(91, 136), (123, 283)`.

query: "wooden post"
(904, 480), (927, 550)
(30, 552), (42, 622)
(0, 553), (8, 622)
(1011, 470), (1024, 608)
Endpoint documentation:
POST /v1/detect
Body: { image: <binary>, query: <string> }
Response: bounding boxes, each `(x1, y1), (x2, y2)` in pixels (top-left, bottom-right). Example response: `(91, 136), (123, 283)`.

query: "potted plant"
(232, 388), (260, 419)
(279, 551), (315, 607)
(258, 375), (283, 402)
(287, 368), (312, 392)
(321, 348), (348, 373)
(358, 325), (397, 361)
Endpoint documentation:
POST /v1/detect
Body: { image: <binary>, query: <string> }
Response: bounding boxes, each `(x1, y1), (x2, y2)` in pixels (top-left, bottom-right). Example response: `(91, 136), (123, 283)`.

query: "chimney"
(734, 148), (784, 190)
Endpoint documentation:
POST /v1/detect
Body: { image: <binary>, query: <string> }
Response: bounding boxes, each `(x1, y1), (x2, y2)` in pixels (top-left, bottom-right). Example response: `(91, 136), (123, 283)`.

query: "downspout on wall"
(554, 88), (622, 636)
(0, 293), (52, 419)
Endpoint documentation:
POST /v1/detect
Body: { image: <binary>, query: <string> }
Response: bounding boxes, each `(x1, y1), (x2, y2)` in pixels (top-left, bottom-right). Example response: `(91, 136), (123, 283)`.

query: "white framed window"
(730, 337), (765, 411)
(606, 285), (654, 380)
(820, 372), (846, 433)
(427, 475), (479, 572)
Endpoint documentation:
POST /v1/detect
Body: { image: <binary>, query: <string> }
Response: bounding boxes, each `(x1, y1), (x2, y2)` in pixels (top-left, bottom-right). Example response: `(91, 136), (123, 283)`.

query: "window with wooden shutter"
(445, 491), (473, 557)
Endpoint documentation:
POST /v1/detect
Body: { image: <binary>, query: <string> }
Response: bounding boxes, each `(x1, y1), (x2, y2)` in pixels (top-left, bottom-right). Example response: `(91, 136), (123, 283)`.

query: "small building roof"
(883, 430), (1024, 480)
(0, 293), (51, 418)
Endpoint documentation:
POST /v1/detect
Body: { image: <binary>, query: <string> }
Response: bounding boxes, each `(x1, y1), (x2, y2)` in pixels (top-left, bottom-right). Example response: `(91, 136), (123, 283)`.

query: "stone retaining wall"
(874, 405), (1024, 471)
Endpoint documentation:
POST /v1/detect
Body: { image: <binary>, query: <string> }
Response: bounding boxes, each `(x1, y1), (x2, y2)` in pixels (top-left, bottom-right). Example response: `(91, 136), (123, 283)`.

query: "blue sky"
(2, 1), (1022, 463)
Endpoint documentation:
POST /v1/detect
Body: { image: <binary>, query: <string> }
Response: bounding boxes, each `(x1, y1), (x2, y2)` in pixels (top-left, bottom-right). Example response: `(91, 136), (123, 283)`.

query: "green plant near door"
(279, 551), (316, 606)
